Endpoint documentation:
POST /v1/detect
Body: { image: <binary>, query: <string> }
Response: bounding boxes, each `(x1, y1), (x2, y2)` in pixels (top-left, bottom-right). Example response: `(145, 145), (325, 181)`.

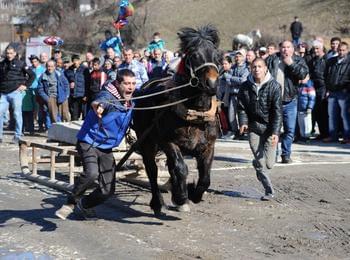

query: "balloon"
(43, 36), (64, 46)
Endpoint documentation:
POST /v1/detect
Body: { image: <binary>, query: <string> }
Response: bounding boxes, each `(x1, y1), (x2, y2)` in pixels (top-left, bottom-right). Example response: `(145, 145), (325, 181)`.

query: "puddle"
(0, 248), (53, 260)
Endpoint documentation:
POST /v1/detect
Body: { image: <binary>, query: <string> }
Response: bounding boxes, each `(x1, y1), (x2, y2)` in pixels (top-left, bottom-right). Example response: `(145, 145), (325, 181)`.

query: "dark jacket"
(37, 70), (69, 104)
(64, 64), (89, 98)
(290, 21), (303, 37)
(77, 90), (134, 150)
(308, 55), (327, 97)
(266, 54), (309, 102)
(238, 73), (282, 136)
(325, 54), (350, 92)
(0, 57), (35, 94)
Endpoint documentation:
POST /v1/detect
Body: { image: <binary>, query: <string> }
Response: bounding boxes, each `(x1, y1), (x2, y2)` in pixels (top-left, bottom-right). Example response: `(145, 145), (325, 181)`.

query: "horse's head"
(177, 25), (222, 96)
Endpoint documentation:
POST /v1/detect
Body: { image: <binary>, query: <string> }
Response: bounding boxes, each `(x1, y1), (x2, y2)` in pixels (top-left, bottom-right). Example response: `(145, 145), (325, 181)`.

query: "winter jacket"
(298, 80), (316, 112)
(37, 70), (69, 104)
(0, 57), (35, 94)
(290, 21), (303, 37)
(266, 54), (309, 102)
(238, 72), (282, 136)
(99, 36), (122, 57)
(86, 69), (105, 100)
(308, 56), (327, 98)
(147, 59), (167, 79)
(64, 64), (90, 98)
(146, 39), (165, 53)
(77, 90), (134, 150)
(325, 54), (350, 92)
(22, 65), (46, 111)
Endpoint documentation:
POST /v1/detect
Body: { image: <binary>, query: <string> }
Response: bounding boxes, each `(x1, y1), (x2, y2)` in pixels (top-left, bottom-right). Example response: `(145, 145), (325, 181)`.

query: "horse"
(232, 29), (261, 50)
(133, 25), (222, 216)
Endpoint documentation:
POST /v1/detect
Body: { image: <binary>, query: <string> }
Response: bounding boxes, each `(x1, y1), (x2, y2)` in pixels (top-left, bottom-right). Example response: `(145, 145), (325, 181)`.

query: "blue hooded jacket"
(77, 90), (134, 150)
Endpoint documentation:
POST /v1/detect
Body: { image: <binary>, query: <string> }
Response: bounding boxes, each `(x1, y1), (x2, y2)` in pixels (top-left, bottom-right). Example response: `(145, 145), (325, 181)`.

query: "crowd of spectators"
(0, 24), (349, 164)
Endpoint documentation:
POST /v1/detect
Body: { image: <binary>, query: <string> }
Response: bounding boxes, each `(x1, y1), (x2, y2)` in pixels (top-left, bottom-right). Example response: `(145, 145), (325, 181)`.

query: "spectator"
(99, 29), (122, 57)
(258, 47), (269, 60)
(246, 50), (256, 70)
(326, 37), (341, 60)
(146, 32), (166, 53)
(266, 40), (309, 163)
(238, 58), (282, 201)
(55, 69), (136, 220)
(223, 49), (250, 139)
(324, 41), (350, 144)
(133, 50), (142, 61)
(308, 40), (328, 139)
(297, 42), (312, 64)
(147, 48), (167, 79)
(297, 75), (316, 141)
(86, 58), (106, 111)
(113, 56), (122, 69)
(85, 52), (94, 71)
(103, 59), (117, 82)
(53, 48), (62, 61)
(56, 58), (64, 72)
(22, 55), (45, 135)
(267, 42), (278, 56)
(65, 55), (90, 121)
(118, 48), (149, 90)
(0, 46), (35, 143)
(40, 52), (49, 66)
(290, 16), (303, 46)
(37, 60), (70, 126)
(217, 56), (234, 137)
(101, 47), (117, 66)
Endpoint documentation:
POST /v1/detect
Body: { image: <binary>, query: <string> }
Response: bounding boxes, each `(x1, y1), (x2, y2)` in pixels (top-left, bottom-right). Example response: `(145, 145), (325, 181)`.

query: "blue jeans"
(281, 98), (298, 157)
(328, 91), (350, 140)
(0, 90), (24, 139)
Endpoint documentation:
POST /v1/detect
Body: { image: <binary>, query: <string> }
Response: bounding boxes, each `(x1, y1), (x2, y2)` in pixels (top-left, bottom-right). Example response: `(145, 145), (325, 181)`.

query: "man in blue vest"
(55, 69), (136, 220)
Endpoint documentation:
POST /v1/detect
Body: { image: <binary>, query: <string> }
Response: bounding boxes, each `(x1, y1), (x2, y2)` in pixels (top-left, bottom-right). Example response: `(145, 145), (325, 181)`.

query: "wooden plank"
(32, 146), (38, 176)
(69, 155), (74, 185)
(50, 151), (55, 181)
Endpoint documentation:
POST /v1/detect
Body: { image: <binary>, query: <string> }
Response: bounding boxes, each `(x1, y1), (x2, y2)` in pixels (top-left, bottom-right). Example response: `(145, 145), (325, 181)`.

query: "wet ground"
(0, 132), (350, 259)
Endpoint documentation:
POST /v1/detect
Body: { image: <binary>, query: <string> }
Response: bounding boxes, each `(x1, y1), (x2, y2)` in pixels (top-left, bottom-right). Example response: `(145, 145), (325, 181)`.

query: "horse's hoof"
(175, 203), (190, 212)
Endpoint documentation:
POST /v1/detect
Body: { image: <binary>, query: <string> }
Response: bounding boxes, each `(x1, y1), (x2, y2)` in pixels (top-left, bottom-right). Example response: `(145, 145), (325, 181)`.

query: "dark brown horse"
(133, 25), (222, 216)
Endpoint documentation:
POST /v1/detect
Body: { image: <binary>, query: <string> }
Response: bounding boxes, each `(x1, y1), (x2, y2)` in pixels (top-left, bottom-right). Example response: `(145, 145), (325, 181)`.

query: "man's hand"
(92, 103), (104, 118)
(239, 125), (248, 135)
(70, 82), (75, 89)
(271, 134), (279, 147)
(17, 85), (27, 92)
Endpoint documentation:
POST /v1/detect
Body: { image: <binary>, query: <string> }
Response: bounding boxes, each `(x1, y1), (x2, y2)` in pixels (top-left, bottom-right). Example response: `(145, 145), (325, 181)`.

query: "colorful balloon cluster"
(113, 0), (134, 30)
(43, 36), (64, 46)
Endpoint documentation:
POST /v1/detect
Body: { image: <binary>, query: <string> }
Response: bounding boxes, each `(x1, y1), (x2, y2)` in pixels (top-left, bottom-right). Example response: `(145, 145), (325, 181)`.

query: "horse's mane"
(177, 24), (220, 53)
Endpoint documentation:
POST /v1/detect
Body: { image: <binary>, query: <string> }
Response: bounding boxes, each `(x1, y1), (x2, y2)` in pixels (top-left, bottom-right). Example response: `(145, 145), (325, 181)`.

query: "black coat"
(325, 54), (350, 92)
(238, 75), (282, 136)
(308, 55), (327, 97)
(290, 21), (303, 37)
(266, 54), (309, 102)
(0, 58), (35, 94)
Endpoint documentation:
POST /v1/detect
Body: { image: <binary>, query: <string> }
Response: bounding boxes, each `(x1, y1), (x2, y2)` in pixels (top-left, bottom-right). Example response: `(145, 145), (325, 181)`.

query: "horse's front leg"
(163, 143), (190, 211)
(140, 144), (165, 216)
(189, 144), (215, 203)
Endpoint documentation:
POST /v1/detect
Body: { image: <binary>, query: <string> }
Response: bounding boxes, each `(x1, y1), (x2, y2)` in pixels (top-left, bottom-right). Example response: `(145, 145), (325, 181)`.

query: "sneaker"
(261, 193), (274, 201)
(76, 199), (97, 220)
(281, 156), (293, 164)
(55, 204), (74, 220)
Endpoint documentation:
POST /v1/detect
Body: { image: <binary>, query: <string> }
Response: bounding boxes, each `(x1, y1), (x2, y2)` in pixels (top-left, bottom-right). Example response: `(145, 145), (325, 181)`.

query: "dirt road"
(0, 138), (349, 259)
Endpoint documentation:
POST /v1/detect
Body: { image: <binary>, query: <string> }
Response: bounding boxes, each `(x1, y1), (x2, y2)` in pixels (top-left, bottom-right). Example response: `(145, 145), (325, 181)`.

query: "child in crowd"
(297, 74), (316, 141)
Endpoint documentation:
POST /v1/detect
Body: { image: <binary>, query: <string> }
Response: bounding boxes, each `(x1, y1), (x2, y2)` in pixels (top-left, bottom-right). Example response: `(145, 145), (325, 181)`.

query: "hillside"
(124, 0), (349, 50)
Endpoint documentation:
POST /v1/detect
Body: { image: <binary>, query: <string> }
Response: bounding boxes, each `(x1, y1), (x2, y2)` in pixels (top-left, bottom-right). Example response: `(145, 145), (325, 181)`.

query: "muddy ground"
(0, 136), (349, 259)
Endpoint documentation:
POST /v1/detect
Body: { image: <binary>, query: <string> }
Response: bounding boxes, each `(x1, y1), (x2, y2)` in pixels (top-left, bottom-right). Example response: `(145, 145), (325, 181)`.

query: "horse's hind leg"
(140, 144), (164, 216)
(189, 145), (215, 203)
(163, 143), (189, 209)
